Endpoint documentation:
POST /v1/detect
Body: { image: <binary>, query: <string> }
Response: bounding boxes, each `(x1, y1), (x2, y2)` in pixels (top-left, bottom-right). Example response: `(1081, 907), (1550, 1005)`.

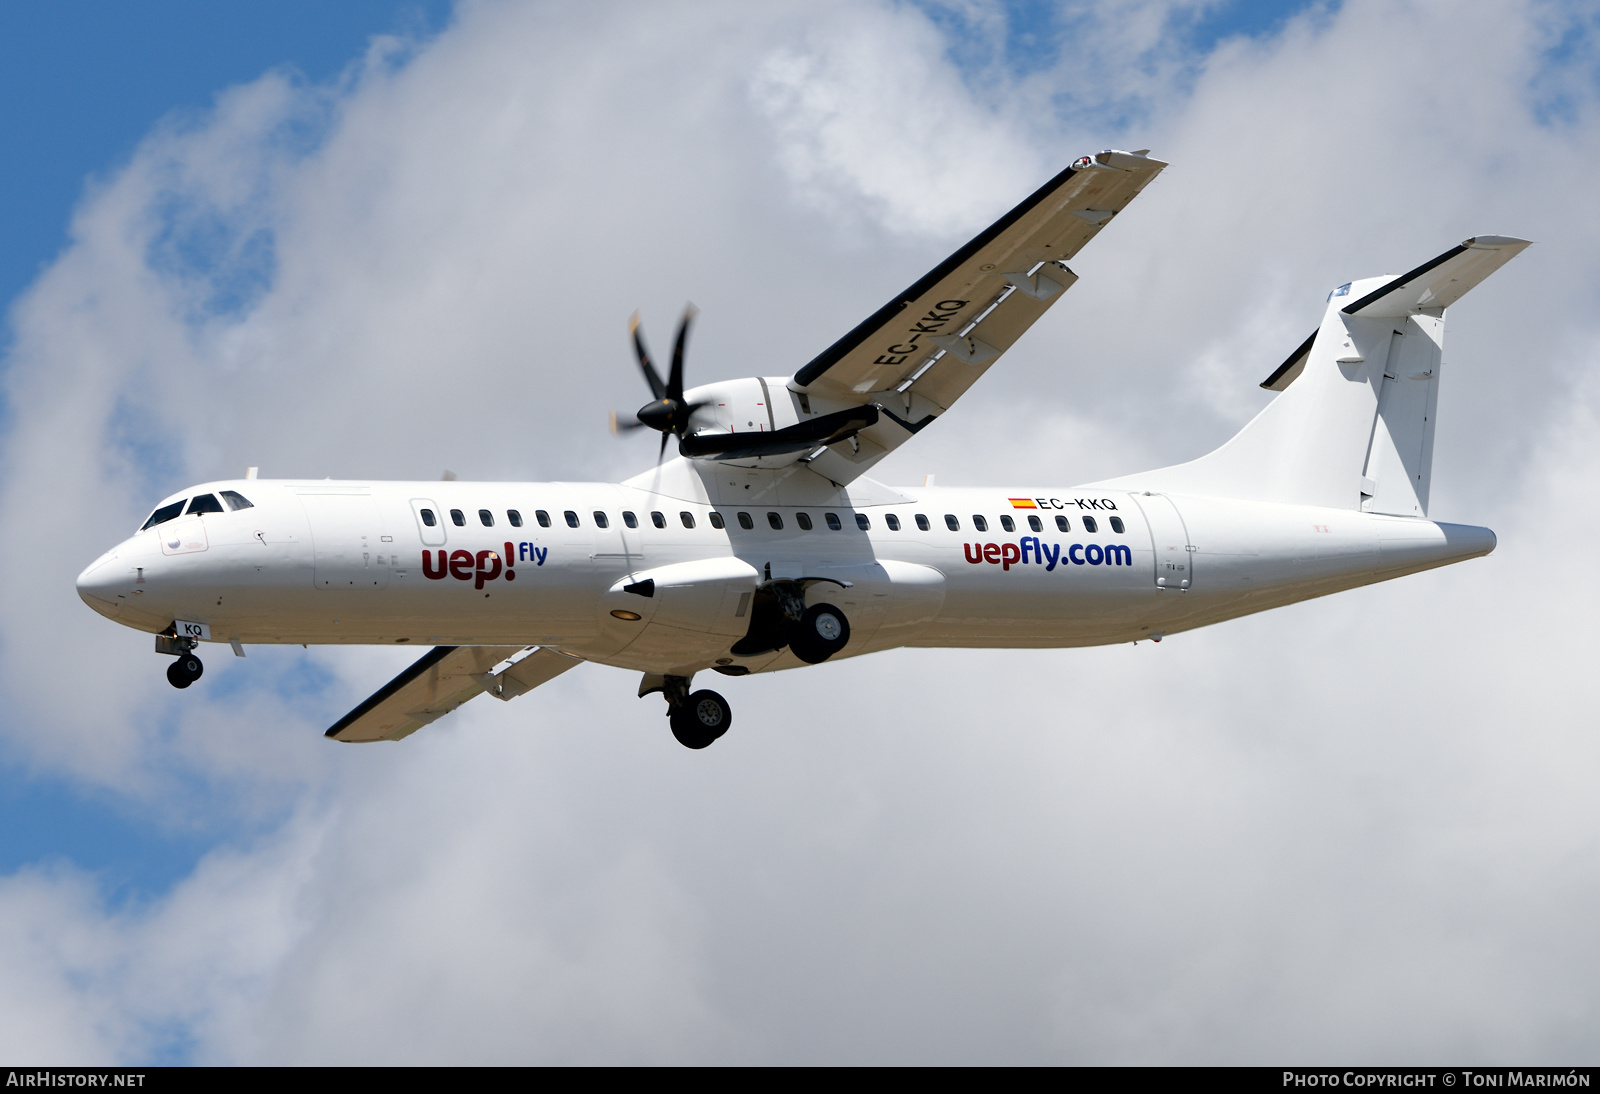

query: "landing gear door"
(1133, 493), (1193, 591)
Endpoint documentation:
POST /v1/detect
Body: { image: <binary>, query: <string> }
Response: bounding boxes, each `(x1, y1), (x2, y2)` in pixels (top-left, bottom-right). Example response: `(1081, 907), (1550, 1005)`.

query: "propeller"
(613, 305), (704, 461)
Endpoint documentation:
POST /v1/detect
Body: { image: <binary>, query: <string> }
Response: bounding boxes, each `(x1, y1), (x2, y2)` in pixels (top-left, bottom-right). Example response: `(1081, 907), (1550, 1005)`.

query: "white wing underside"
(326, 645), (581, 742)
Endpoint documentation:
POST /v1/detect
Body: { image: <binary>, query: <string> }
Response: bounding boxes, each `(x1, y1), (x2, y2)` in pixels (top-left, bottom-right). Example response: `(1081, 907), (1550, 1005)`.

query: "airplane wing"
(325, 645), (582, 742)
(791, 149), (1166, 483)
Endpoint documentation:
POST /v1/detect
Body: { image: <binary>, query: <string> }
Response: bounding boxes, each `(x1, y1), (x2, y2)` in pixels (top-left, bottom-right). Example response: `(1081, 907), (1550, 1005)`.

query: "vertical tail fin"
(1095, 236), (1529, 513)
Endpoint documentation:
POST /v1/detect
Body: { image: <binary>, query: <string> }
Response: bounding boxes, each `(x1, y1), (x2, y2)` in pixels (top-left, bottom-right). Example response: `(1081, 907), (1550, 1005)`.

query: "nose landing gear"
(166, 653), (204, 689)
(156, 632), (204, 689)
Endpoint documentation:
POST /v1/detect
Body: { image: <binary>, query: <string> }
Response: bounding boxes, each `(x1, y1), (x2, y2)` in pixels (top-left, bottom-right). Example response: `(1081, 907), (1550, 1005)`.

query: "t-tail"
(1098, 235), (1530, 514)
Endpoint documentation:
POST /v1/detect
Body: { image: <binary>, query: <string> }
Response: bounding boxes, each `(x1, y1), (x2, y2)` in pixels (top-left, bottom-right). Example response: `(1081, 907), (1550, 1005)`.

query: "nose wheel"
(166, 652), (204, 689)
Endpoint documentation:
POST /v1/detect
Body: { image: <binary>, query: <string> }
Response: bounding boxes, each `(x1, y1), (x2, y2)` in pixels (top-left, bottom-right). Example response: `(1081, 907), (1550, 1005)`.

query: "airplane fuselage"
(76, 473), (1494, 678)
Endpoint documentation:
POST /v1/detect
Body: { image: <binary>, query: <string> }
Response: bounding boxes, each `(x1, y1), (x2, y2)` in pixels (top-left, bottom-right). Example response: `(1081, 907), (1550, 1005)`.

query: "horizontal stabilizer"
(1263, 235), (1530, 390)
(326, 645), (580, 742)
(1342, 235), (1531, 318)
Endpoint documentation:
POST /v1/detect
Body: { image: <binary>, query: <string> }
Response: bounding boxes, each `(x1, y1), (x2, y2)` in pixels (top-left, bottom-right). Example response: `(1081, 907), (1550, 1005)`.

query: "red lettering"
(449, 549), (473, 581)
(963, 543), (983, 564)
(983, 543), (1001, 564)
(474, 550), (503, 590)
(422, 550), (448, 580)
(1000, 543), (1020, 571)
(504, 542), (515, 581)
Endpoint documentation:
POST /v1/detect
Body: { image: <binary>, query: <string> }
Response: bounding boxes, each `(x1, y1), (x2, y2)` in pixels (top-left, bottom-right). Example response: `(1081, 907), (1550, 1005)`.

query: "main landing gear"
(730, 579), (852, 664)
(642, 674), (731, 750)
(788, 603), (850, 665)
(156, 633), (204, 689)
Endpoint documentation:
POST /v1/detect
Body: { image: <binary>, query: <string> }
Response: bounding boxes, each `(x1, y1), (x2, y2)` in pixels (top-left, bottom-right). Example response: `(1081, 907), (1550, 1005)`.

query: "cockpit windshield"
(186, 494), (225, 515)
(219, 490), (253, 511)
(140, 500), (186, 531)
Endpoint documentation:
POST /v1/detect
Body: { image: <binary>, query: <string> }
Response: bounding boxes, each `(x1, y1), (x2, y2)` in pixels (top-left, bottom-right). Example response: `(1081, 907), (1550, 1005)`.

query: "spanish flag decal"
(1008, 498), (1037, 509)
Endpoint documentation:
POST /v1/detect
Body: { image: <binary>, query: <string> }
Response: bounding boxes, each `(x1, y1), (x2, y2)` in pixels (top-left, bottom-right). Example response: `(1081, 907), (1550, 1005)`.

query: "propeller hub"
(636, 398), (679, 434)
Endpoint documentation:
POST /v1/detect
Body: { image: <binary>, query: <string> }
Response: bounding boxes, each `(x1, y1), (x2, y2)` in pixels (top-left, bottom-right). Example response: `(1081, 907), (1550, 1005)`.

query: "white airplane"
(75, 150), (1528, 749)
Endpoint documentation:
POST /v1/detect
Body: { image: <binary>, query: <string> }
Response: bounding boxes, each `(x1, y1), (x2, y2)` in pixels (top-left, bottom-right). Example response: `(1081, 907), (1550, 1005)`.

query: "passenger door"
(1132, 493), (1193, 591)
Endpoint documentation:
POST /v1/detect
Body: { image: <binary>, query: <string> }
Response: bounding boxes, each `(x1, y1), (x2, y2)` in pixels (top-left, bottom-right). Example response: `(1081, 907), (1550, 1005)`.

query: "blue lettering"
(1019, 536), (1035, 564)
(1107, 544), (1132, 566)
(535, 546), (548, 566)
(1042, 542), (1060, 571)
(1068, 543), (1085, 565)
(1085, 543), (1103, 565)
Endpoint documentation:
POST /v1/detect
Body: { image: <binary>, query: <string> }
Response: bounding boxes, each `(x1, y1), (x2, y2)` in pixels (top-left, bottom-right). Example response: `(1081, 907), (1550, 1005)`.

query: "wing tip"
(1464, 235), (1533, 249)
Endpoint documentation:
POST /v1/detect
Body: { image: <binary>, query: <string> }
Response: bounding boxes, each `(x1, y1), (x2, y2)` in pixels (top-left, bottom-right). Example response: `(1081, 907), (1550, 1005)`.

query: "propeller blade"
(658, 430), (669, 463)
(610, 410), (648, 434)
(666, 303), (696, 404)
(629, 312), (667, 401)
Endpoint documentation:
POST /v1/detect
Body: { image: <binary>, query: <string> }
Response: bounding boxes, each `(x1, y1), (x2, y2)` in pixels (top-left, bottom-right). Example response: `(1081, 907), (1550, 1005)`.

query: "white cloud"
(1, 0), (1599, 1064)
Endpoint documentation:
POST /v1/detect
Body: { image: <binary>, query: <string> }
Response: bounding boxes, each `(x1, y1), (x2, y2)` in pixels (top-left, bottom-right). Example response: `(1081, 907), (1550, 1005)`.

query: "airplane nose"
(76, 551), (126, 617)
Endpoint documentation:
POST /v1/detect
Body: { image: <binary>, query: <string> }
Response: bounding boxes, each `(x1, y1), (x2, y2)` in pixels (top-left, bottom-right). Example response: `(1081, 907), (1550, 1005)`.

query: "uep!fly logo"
(419, 542), (521, 589)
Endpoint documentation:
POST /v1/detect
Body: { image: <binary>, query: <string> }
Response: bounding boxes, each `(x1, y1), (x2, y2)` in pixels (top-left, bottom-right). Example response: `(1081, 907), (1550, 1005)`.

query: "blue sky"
(0, 2), (453, 314)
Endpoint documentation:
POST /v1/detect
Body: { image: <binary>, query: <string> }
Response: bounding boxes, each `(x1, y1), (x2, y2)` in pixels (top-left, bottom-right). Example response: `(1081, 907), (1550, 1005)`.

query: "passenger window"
(825, 513), (842, 531)
(419, 508), (438, 528)
(1000, 515), (1014, 532)
(767, 512), (783, 530)
(737, 512), (754, 530)
(593, 511), (609, 529)
(651, 511), (666, 529)
(945, 514), (960, 531)
(1082, 516), (1098, 533)
(536, 510), (551, 528)
(855, 513), (870, 531)
(508, 510), (523, 528)
(972, 515), (988, 532)
(708, 512), (724, 530)
(915, 514), (930, 531)
(564, 510), (579, 528)
(1110, 516), (1125, 533)
(141, 500), (187, 530)
(796, 512), (813, 531)
(623, 511), (638, 529)
(220, 490), (254, 511)
(186, 494), (224, 515)
(680, 511), (696, 529)
(885, 514), (900, 531)
(1055, 515), (1070, 533)
(451, 509), (466, 527)
(1028, 515), (1042, 532)
(479, 509), (494, 527)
